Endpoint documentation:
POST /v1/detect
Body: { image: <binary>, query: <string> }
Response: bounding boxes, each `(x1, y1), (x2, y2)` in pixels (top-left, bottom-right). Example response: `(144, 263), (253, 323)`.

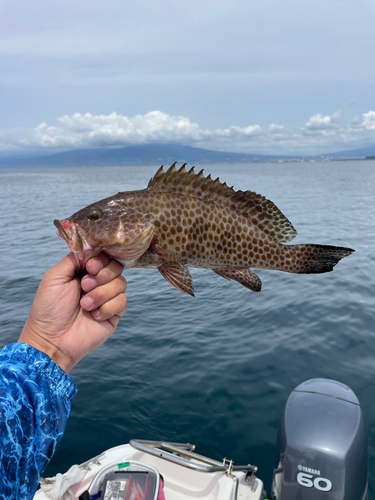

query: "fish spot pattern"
(125, 190), (280, 270)
(55, 163), (354, 294)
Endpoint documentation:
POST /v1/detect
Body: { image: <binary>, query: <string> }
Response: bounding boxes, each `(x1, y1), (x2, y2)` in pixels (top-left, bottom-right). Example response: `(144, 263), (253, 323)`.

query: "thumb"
(44, 253), (78, 285)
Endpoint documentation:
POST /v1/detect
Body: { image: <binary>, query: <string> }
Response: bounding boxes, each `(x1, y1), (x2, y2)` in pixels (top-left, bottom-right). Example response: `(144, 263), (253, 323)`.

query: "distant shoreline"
(0, 143), (375, 169)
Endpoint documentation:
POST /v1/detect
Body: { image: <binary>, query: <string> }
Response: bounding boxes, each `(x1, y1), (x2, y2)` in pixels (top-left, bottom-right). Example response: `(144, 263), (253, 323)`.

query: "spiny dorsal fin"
(148, 163), (297, 243)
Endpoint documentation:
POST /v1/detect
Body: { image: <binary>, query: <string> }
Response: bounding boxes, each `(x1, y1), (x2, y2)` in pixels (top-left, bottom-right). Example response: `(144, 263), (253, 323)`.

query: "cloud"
(8, 111), (265, 151)
(356, 111), (375, 131)
(28, 112), (203, 148)
(304, 111), (341, 131)
(1, 108), (375, 156)
(268, 124), (285, 133)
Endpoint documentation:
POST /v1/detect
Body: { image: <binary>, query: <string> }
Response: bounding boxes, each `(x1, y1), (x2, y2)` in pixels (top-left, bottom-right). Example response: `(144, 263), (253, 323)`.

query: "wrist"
(18, 322), (76, 374)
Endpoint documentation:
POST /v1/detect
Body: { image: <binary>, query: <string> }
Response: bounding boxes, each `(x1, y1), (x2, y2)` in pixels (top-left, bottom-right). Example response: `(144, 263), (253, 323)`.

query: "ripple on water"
(0, 162), (374, 495)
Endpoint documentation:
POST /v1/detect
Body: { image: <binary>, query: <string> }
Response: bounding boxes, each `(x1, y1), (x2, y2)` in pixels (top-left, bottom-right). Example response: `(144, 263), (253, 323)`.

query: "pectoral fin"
(214, 268), (262, 292)
(158, 263), (195, 296)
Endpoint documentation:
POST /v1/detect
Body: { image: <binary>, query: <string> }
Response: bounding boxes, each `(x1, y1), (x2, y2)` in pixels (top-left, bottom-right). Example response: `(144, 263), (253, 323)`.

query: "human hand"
(18, 253), (127, 374)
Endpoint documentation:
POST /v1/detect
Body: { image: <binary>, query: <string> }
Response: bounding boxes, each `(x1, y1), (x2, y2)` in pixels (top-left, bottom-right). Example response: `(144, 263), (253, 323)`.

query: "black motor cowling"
(272, 378), (368, 500)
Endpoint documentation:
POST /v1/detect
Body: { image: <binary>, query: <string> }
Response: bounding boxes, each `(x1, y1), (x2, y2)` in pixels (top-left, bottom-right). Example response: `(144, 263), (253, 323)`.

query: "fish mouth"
(54, 218), (96, 270)
(54, 219), (70, 241)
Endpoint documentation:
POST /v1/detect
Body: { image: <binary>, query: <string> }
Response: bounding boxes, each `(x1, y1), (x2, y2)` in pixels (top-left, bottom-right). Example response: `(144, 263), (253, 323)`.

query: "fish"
(54, 163), (354, 296)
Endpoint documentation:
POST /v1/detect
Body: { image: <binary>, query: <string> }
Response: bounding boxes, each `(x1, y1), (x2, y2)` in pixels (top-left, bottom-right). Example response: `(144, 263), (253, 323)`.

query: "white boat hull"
(34, 441), (264, 500)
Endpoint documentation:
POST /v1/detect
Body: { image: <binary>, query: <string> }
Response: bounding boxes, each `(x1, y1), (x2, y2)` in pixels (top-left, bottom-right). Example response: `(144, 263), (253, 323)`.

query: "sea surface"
(0, 161), (374, 496)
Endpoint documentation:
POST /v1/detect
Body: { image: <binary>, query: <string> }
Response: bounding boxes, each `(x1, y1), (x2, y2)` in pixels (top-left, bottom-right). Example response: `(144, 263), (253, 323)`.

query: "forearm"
(0, 343), (77, 499)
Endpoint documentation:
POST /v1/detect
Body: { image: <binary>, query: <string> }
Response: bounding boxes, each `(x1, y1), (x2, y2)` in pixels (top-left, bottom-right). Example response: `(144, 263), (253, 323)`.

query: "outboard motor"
(272, 378), (368, 500)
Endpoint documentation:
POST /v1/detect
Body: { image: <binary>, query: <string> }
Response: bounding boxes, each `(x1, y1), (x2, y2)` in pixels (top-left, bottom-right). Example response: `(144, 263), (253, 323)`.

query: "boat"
(34, 378), (369, 500)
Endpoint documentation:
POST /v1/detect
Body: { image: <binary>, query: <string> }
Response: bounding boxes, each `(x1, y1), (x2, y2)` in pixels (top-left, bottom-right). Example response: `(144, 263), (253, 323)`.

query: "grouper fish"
(54, 163), (354, 296)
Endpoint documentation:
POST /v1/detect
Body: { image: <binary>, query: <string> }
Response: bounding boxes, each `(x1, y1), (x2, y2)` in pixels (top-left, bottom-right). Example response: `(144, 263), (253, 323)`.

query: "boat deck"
(34, 441), (264, 500)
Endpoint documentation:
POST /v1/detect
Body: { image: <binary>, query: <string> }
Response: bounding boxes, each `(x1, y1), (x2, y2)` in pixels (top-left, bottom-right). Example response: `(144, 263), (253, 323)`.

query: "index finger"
(85, 253), (111, 275)
(82, 258), (125, 292)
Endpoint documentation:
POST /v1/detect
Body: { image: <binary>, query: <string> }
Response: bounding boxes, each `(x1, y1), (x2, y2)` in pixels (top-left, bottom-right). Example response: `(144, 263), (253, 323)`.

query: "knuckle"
(93, 287), (106, 304)
(97, 252), (110, 265)
(118, 276), (127, 290)
(99, 267), (112, 283)
(112, 258), (124, 271)
(117, 308), (127, 318)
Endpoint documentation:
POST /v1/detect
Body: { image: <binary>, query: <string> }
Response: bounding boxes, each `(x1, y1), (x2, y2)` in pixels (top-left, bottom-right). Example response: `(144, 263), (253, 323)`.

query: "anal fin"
(158, 263), (195, 296)
(214, 268), (262, 292)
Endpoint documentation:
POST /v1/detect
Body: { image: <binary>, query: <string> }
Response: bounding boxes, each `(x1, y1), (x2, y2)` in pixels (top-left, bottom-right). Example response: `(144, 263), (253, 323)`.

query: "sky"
(1, 0), (375, 156)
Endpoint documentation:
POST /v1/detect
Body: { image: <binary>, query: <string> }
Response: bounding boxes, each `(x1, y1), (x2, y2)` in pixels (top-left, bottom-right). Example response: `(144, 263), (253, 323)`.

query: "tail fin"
(290, 244), (354, 274)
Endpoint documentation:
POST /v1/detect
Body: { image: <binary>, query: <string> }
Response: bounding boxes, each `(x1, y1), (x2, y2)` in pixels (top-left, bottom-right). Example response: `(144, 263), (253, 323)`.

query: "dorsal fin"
(148, 164), (297, 243)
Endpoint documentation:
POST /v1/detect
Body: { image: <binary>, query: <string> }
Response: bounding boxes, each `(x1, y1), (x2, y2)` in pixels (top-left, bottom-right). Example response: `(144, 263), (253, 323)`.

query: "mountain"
(1, 142), (375, 169)
(0, 143), (296, 168)
(325, 145), (375, 159)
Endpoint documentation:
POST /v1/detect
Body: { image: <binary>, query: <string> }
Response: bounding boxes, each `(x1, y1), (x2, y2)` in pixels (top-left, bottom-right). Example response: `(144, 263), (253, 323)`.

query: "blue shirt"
(0, 343), (77, 499)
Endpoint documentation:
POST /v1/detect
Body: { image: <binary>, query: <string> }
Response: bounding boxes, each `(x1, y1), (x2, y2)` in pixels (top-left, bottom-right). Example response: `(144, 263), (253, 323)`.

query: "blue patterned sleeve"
(0, 342), (78, 500)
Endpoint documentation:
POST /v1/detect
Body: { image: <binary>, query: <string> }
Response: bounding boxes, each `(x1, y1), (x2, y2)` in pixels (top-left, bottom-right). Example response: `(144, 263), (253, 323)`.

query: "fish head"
(54, 198), (155, 270)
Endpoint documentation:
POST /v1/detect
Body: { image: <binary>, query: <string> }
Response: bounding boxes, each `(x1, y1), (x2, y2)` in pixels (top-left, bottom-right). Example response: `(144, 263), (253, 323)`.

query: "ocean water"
(0, 161), (374, 496)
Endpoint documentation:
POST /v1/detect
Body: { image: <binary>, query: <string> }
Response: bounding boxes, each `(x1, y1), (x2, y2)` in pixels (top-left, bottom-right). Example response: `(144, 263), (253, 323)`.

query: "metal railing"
(130, 439), (258, 475)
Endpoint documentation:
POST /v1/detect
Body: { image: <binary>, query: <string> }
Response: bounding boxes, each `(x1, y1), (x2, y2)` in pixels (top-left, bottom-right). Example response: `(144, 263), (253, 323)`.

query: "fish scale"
(54, 163), (354, 296)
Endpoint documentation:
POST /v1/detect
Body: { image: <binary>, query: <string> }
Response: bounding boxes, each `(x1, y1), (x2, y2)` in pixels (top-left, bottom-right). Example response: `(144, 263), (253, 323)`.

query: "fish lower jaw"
(72, 248), (99, 271)
(68, 226), (97, 269)
(73, 251), (88, 270)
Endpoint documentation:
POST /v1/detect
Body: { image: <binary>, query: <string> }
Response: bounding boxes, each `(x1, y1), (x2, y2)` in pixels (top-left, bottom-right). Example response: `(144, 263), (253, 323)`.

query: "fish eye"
(88, 209), (103, 221)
